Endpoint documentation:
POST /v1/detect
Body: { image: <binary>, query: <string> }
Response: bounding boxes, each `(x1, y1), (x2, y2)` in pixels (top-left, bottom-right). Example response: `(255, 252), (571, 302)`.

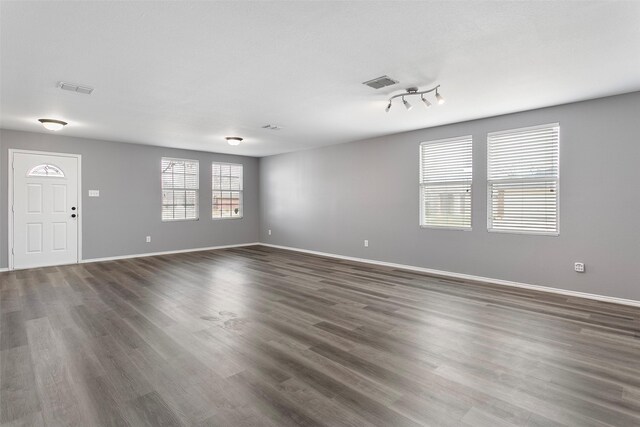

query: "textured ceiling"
(1, 1), (640, 157)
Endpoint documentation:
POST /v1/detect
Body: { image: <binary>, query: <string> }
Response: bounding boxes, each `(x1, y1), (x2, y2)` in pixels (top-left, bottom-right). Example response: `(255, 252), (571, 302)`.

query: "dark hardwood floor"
(1, 245), (639, 426)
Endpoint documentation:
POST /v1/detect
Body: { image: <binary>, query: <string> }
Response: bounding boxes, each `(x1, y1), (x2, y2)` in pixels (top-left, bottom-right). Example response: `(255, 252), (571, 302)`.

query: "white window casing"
(212, 162), (243, 219)
(487, 123), (559, 235)
(161, 158), (199, 221)
(420, 135), (473, 230)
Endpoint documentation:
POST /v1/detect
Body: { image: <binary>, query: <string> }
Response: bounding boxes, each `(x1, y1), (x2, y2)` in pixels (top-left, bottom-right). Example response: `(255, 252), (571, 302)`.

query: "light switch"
(88, 190), (100, 197)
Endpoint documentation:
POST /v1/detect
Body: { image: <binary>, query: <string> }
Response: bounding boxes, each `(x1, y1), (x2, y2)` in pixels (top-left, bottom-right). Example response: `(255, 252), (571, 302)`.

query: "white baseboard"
(81, 242), (260, 264)
(258, 243), (640, 308)
(6, 240), (637, 308)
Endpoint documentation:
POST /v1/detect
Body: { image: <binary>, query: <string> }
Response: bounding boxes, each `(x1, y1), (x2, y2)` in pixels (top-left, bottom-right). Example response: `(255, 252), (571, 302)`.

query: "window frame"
(486, 123), (560, 236)
(211, 161), (243, 220)
(161, 157), (200, 222)
(419, 135), (473, 231)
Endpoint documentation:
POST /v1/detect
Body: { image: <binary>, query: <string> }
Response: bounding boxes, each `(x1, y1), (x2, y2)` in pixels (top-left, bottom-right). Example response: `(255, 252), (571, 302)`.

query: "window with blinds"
(161, 158), (199, 221)
(420, 136), (473, 229)
(487, 123), (559, 234)
(212, 162), (243, 219)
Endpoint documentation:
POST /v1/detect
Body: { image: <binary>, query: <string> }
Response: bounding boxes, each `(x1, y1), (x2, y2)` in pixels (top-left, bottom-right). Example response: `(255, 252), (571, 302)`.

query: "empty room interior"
(1, 1), (640, 426)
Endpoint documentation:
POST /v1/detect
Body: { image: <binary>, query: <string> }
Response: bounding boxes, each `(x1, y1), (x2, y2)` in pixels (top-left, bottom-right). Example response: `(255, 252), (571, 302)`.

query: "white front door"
(11, 152), (80, 269)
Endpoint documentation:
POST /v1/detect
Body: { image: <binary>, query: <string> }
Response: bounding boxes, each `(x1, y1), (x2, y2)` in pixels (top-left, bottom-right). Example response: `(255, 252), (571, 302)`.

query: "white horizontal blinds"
(487, 124), (559, 234)
(161, 158), (199, 221)
(420, 136), (472, 229)
(212, 162), (243, 219)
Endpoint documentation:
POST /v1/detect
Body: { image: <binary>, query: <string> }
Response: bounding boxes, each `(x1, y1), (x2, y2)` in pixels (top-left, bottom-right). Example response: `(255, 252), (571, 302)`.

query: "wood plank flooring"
(1, 245), (639, 426)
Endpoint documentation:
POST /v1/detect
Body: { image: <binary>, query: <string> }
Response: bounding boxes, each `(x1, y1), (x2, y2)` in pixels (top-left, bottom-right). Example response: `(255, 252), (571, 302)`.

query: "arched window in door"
(27, 164), (65, 177)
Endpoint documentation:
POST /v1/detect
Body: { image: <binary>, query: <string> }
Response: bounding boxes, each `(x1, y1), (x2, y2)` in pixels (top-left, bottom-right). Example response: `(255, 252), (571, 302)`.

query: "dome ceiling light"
(225, 136), (243, 146)
(38, 118), (68, 131)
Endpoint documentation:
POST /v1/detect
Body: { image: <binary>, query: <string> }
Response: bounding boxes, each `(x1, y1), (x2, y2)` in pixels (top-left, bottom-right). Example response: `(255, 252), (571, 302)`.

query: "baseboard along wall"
(2, 241), (638, 308)
(258, 243), (640, 308)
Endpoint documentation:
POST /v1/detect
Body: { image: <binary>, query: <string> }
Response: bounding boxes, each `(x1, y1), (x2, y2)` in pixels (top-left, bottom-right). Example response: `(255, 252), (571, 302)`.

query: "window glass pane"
(27, 164), (65, 177)
(162, 190), (173, 205)
(161, 158), (199, 220)
(487, 124), (559, 234)
(186, 190), (197, 205)
(212, 163), (243, 219)
(420, 136), (472, 229)
(422, 184), (471, 228)
(173, 205), (186, 220)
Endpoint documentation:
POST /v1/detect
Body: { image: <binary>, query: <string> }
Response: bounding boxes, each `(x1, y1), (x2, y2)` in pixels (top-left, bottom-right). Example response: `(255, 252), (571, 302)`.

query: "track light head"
(385, 101), (392, 113)
(402, 97), (412, 111)
(436, 89), (445, 105)
(421, 96), (431, 108)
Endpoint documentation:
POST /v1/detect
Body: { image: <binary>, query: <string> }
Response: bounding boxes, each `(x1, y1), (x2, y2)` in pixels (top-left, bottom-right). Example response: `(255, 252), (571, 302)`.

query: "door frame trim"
(8, 149), (83, 270)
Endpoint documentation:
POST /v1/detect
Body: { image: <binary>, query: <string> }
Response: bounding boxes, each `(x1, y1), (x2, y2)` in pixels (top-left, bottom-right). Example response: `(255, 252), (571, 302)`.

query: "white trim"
(487, 122), (560, 138)
(80, 242), (259, 264)
(419, 134), (474, 147)
(419, 135), (473, 230)
(211, 161), (244, 220)
(8, 149), (82, 270)
(486, 123), (560, 236)
(5, 238), (638, 308)
(258, 243), (640, 308)
(161, 157), (200, 222)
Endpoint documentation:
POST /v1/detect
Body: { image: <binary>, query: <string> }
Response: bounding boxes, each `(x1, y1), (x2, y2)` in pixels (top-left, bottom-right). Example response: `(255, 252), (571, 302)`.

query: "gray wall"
(0, 129), (259, 267)
(259, 92), (640, 301)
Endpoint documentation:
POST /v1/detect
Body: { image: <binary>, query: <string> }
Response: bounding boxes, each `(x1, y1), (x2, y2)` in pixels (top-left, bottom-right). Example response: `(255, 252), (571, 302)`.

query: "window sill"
(487, 228), (559, 237)
(420, 225), (472, 231)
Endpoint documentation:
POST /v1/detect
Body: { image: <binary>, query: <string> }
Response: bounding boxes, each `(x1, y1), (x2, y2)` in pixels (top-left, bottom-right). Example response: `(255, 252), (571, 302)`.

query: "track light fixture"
(385, 85), (444, 113)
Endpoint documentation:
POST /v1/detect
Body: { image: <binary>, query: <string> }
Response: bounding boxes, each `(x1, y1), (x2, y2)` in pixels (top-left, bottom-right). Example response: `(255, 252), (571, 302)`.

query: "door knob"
(71, 214), (77, 218)
(72, 207), (76, 210)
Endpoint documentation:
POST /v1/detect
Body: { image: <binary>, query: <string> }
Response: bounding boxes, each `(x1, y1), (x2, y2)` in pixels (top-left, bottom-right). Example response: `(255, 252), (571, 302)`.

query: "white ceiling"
(1, 1), (640, 157)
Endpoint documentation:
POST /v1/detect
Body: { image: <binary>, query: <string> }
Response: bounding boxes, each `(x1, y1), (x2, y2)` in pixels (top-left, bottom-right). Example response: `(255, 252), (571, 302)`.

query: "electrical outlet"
(364, 240), (369, 247)
(146, 236), (151, 243)
(574, 262), (585, 273)
(268, 229), (272, 236)
(88, 190), (100, 197)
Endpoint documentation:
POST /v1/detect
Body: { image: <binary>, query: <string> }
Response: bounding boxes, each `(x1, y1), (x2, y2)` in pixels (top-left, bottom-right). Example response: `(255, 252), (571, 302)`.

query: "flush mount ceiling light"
(385, 85), (444, 113)
(225, 136), (243, 146)
(38, 118), (68, 131)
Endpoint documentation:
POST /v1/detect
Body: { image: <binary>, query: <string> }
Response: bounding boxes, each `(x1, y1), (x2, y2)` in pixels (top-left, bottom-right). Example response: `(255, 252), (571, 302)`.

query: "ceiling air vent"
(262, 124), (282, 130)
(58, 81), (94, 95)
(362, 75), (399, 89)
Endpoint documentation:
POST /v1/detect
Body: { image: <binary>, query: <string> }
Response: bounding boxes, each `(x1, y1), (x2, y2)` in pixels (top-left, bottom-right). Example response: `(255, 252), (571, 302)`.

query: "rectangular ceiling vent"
(262, 124), (282, 130)
(362, 75), (399, 89)
(58, 81), (94, 95)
